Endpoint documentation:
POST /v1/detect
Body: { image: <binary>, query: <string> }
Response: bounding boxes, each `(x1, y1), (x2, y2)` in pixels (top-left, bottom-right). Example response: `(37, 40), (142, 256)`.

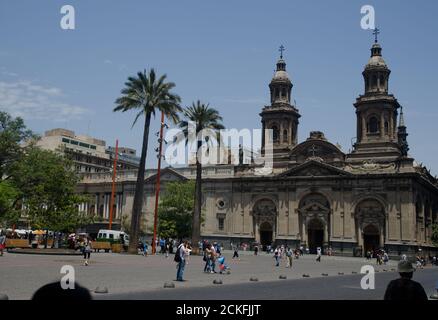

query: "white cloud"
(0, 80), (90, 122)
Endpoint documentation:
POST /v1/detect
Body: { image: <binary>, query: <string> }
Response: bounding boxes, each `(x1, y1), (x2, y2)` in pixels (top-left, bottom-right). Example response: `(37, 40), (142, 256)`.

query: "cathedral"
(77, 37), (438, 257)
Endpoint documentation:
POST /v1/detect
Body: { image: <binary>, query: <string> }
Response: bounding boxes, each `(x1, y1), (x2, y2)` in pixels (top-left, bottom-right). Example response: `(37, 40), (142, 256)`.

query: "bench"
(91, 241), (111, 252)
(6, 239), (30, 249)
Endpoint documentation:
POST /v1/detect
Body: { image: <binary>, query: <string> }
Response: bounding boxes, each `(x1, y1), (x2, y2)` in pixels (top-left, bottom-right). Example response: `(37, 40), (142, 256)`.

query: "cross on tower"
(373, 27), (380, 43)
(310, 144), (317, 157)
(279, 45), (285, 59)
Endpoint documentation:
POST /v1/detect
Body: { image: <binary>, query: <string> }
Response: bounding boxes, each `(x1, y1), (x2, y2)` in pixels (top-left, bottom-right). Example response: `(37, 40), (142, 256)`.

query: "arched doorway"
(355, 198), (386, 255)
(363, 224), (380, 254)
(298, 193), (330, 253)
(307, 218), (324, 254)
(252, 199), (277, 247)
(259, 222), (273, 249)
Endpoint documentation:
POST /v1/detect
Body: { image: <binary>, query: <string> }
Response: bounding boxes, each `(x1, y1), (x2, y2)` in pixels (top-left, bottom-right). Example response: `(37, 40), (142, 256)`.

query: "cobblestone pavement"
(0, 249), (407, 299)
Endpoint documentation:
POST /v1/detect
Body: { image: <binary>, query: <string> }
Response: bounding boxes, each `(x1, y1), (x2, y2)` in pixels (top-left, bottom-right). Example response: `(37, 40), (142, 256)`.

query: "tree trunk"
(191, 140), (202, 255)
(128, 112), (151, 254)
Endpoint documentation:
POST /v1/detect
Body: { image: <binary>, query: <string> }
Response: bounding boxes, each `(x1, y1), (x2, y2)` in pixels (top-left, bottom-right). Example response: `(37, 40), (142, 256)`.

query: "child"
(217, 255), (230, 274)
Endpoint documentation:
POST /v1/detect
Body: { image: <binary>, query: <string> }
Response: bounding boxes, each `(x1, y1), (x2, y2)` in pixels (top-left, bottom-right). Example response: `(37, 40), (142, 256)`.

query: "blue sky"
(1, 0), (437, 173)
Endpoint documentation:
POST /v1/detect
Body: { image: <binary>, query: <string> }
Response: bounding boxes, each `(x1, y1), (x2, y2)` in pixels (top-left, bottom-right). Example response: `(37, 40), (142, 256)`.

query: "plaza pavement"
(0, 249), (411, 300)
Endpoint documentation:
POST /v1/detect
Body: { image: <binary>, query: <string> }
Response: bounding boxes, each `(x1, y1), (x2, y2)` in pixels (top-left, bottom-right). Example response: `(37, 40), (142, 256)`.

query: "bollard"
(213, 279), (223, 285)
(164, 282), (175, 288)
(279, 275), (287, 280)
(321, 273), (328, 276)
(383, 269), (387, 272)
(94, 286), (108, 294)
(338, 272), (344, 275)
(250, 277), (258, 282)
(352, 271), (358, 274)
(0, 294), (8, 300)
(302, 274), (310, 278)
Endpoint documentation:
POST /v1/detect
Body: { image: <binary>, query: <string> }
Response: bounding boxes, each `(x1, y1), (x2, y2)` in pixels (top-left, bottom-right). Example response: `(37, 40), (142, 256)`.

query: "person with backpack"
(174, 240), (188, 281)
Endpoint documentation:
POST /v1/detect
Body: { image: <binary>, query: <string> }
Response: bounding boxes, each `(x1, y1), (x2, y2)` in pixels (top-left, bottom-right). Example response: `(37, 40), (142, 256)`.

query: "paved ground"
(0, 250), (436, 299)
(102, 268), (438, 300)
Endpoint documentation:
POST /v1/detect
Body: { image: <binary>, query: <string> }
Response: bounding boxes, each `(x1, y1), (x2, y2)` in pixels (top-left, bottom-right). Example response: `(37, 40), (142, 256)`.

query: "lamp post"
(152, 112), (166, 254)
(108, 140), (119, 230)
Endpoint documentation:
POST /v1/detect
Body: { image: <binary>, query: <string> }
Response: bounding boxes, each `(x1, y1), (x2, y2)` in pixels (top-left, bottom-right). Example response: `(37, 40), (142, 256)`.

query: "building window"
(218, 217), (224, 231)
(367, 116), (379, 134)
(384, 121), (389, 134)
(283, 129), (288, 143)
(271, 126), (279, 143)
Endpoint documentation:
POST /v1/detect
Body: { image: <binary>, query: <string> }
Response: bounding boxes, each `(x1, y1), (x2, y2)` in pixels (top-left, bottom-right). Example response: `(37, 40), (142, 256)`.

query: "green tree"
(0, 180), (20, 225)
(12, 147), (93, 235)
(158, 181), (195, 241)
(0, 111), (35, 180)
(114, 69), (182, 254)
(178, 101), (224, 253)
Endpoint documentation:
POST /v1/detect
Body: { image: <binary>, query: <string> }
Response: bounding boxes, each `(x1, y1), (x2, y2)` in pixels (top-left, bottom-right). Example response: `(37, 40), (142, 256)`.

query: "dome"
(366, 55), (387, 68)
(272, 70), (291, 82)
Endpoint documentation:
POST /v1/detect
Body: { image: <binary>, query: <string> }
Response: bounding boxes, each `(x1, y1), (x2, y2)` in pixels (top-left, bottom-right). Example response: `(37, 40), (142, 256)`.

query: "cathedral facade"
(77, 39), (438, 257)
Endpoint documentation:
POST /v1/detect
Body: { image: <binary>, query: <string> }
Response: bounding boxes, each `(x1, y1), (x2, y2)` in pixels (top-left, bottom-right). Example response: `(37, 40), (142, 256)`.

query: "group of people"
(272, 245), (295, 267)
(202, 241), (229, 274)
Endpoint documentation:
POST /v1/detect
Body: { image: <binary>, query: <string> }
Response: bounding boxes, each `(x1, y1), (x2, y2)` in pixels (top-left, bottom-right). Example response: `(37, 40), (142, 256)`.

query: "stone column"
(380, 113), (385, 138)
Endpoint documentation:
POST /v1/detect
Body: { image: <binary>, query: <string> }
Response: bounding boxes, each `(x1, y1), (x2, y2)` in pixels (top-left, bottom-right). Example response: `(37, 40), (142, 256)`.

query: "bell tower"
(349, 29), (403, 162)
(260, 46), (301, 166)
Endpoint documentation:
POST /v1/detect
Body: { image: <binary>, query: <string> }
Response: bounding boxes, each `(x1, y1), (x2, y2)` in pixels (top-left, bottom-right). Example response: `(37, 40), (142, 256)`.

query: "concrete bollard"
(0, 294), (8, 300)
(352, 271), (358, 274)
(321, 273), (328, 276)
(94, 286), (109, 294)
(338, 272), (344, 275)
(164, 282), (175, 288)
(383, 269), (387, 272)
(213, 279), (223, 285)
(250, 277), (258, 282)
(279, 275), (287, 280)
(302, 274), (310, 278)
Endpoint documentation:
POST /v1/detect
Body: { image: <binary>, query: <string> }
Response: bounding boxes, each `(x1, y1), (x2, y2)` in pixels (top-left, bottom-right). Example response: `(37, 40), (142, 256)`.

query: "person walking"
(0, 231), (6, 256)
(286, 247), (293, 268)
(232, 244), (239, 259)
(203, 244), (212, 273)
(175, 240), (188, 281)
(384, 260), (428, 300)
(142, 241), (148, 257)
(210, 243), (218, 273)
(316, 247), (322, 262)
(83, 237), (92, 266)
(254, 245), (259, 256)
(274, 247), (280, 267)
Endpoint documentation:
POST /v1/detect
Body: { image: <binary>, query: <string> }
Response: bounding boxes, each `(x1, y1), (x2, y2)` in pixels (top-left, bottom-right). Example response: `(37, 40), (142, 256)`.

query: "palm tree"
(179, 101), (224, 254)
(114, 69), (182, 254)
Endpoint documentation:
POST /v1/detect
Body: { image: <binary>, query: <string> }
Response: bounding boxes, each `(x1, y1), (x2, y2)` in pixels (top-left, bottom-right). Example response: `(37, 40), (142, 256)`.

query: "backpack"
(174, 245), (182, 263)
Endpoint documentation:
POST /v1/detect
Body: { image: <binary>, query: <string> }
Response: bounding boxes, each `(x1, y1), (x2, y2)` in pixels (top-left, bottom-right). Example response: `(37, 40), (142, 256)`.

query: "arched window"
(283, 129), (288, 143)
(372, 75), (378, 89)
(368, 116), (379, 133)
(271, 126), (279, 143)
(380, 75), (385, 90)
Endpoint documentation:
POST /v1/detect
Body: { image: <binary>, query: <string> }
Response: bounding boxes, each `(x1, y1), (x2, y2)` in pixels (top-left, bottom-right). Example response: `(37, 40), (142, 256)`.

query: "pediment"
(278, 160), (352, 177)
(144, 167), (188, 183)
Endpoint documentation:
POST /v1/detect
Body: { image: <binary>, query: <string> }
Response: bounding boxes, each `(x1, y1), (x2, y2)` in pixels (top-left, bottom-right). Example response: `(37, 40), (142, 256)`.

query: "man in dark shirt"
(384, 260), (428, 300)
